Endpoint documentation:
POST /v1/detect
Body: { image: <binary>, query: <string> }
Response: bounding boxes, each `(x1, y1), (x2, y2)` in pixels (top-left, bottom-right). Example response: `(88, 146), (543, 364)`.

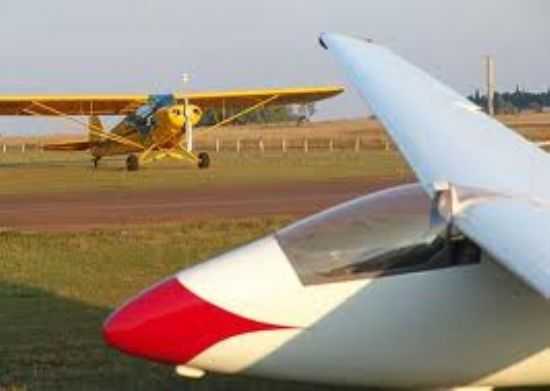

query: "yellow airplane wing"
(0, 86), (343, 116)
(0, 95), (147, 116)
(178, 86), (344, 108)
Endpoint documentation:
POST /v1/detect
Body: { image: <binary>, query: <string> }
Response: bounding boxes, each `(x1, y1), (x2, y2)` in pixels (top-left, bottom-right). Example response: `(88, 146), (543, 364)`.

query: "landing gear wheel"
(198, 152), (210, 169)
(126, 154), (139, 171)
(92, 156), (101, 169)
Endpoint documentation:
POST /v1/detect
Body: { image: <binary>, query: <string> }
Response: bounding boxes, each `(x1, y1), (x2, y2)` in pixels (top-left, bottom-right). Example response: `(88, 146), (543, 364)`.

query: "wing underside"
(322, 33), (550, 298)
(454, 196), (550, 298)
(321, 33), (550, 199)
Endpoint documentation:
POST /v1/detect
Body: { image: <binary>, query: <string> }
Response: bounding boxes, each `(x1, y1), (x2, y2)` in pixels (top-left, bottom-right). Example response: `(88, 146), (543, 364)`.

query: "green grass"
(1, 216), (548, 390)
(1, 217), (363, 390)
(0, 150), (408, 195)
(0, 147), (405, 389)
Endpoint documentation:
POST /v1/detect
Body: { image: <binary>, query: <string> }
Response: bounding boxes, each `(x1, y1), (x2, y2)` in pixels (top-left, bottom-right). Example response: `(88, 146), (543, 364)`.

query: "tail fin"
(89, 115), (105, 142)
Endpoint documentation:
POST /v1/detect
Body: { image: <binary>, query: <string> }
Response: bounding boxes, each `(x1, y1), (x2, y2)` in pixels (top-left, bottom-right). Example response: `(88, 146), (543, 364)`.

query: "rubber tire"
(198, 152), (210, 169)
(126, 154), (139, 171)
(92, 157), (101, 169)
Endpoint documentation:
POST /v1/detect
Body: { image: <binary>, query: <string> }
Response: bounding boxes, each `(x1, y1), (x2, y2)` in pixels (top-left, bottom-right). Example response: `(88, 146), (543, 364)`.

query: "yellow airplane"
(0, 87), (343, 170)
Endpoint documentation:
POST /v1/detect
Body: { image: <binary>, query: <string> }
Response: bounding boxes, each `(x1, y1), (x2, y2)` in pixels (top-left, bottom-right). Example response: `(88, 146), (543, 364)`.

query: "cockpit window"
(276, 184), (480, 285)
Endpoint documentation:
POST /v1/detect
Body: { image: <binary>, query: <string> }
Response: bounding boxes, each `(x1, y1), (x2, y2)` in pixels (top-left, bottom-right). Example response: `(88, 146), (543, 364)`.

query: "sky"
(0, 0), (549, 134)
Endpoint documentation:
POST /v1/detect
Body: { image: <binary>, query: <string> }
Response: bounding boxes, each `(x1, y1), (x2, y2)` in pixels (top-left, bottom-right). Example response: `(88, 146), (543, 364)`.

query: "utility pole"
(182, 73), (192, 151)
(485, 56), (496, 116)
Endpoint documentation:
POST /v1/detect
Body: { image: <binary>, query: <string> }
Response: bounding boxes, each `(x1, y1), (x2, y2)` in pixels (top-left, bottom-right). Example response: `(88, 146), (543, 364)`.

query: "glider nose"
(103, 271), (288, 365)
(103, 277), (205, 364)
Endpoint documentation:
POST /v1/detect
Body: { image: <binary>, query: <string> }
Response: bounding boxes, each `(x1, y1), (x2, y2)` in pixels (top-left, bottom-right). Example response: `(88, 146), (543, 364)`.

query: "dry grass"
(4, 114), (550, 148)
(497, 112), (550, 127)
(196, 118), (384, 141)
(0, 150), (409, 195)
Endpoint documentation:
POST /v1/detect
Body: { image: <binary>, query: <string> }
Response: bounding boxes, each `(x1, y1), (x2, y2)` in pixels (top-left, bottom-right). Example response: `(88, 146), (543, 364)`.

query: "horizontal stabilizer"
(44, 141), (91, 151)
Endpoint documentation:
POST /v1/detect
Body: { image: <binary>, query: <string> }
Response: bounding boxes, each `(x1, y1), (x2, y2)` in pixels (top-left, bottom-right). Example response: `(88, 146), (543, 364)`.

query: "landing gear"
(126, 154), (140, 171)
(197, 152), (210, 169)
(92, 156), (101, 169)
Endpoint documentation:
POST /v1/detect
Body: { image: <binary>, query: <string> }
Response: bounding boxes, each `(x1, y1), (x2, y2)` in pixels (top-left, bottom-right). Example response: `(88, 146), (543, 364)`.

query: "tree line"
(199, 103), (316, 126)
(468, 86), (550, 114)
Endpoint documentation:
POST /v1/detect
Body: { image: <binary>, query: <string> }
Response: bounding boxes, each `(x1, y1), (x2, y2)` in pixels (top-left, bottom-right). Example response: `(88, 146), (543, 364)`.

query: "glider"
(0, 86), (342, 170)
(103, 34), (550, 388)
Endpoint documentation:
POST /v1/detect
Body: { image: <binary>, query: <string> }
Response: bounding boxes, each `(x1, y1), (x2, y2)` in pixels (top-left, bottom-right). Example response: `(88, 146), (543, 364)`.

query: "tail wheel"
(126, 154), (140, 171)
(92, 156), (101, 169)
(197, 152), (210, 169)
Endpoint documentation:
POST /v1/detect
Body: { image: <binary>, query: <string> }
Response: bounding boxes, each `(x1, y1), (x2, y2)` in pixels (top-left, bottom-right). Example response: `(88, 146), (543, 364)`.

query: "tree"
(295, 103), (317, 126)
(198, 105), (300, 127)
(528, 101), (543, 113)
(469, 87), (549, 114)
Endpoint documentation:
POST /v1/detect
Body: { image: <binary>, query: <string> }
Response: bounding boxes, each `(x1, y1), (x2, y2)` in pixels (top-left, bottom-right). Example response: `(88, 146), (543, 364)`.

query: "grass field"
(0, 150), (409, 195)
(2, 220), (548, 391)
(0, 217), (371, 391)
(2, 114), (549, 196)
(3, 115), (549, 390)
(6, 114), (550, 144)
(0, 142), (393, 389)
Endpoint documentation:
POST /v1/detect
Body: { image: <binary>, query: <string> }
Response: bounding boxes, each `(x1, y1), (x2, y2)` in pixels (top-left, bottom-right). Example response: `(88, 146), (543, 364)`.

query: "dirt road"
(0, 178), (407, 231)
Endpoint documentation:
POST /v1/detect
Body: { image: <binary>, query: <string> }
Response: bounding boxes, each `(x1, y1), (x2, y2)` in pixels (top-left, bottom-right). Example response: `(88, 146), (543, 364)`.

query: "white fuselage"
(180, 235), (550, 388)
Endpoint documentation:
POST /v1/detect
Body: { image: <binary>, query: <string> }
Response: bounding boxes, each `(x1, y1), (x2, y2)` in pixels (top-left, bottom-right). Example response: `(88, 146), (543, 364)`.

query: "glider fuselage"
(104, 184), (550, 388)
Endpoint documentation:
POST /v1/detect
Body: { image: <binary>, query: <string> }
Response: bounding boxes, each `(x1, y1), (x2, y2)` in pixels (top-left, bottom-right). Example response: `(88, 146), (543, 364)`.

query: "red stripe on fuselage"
(103, 278), (290, 364)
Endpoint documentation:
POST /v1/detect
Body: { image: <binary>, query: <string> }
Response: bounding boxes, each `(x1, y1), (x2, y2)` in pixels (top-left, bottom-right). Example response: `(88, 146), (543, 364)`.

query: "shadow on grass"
(0, 159), (205, 172)
(0, 281), (360, 391)
(0, 160), (90, 169)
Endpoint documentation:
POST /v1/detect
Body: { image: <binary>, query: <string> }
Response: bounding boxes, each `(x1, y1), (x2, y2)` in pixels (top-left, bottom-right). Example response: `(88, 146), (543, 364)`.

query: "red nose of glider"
(103, 278), (206, 364)
(103, 277), (288, 364)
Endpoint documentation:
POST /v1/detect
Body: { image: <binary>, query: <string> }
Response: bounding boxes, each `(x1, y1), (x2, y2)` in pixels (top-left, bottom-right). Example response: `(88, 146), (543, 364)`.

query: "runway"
(0, 178), (405, 231)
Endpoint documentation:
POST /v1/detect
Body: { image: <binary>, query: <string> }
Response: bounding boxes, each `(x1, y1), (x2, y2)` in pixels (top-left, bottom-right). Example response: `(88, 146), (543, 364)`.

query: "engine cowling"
(151, 104), (202, 146)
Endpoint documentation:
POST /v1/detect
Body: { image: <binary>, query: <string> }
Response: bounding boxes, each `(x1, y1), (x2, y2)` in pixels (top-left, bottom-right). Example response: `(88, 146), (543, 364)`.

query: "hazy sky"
(1, 0), (548, 134)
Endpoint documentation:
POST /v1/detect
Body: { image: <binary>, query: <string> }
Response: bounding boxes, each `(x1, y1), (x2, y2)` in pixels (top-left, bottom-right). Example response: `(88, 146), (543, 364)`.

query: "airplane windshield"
(276, 184), (480, 285)
(126, 94), (175, 135)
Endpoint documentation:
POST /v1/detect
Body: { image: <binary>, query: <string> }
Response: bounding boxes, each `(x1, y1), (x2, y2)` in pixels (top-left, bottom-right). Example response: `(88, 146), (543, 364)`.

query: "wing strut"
(23, 101), (145, 150)
(199, 94), (280, 135)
